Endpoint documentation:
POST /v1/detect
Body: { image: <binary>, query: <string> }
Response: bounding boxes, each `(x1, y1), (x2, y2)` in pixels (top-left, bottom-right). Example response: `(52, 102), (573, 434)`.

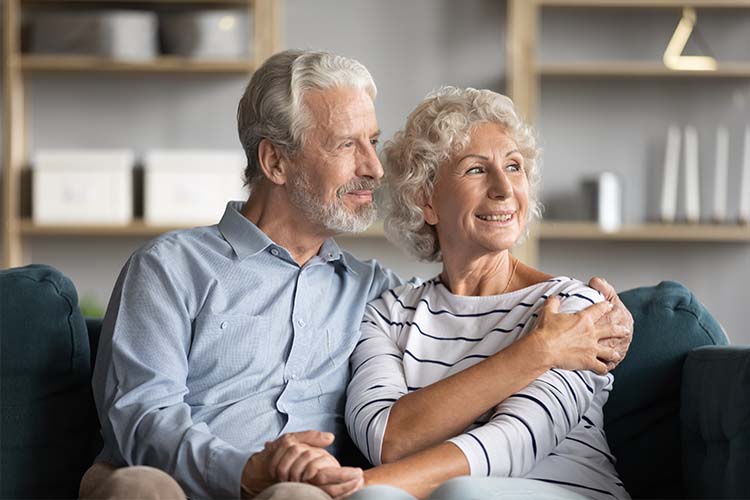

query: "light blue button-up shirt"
(92, 201), (400, 499)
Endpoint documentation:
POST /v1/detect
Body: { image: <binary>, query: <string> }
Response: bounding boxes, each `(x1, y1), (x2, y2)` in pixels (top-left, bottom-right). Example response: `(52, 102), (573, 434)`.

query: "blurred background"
(2, 0), (749, 342)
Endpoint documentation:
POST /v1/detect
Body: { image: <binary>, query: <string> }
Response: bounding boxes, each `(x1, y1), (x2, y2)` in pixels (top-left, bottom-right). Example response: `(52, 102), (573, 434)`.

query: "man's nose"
(357, 142), (384, 179)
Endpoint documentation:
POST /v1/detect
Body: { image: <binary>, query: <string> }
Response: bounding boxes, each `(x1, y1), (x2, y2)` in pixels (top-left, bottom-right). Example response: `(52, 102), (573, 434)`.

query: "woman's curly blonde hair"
(382, 86), (542, 262)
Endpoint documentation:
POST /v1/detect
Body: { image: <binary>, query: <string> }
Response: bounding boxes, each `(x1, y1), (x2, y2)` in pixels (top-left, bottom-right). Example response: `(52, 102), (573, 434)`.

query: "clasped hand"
(241, 430), (364, 499)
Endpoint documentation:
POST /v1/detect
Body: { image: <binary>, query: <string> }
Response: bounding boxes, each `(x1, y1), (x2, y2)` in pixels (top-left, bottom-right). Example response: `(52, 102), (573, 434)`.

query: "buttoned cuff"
(207, 443), (254, 498)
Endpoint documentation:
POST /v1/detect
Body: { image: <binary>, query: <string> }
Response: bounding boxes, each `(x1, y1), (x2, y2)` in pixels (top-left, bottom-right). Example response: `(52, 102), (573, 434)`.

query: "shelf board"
(18, 219), (750, 242)
(537, 0), (750, 7)
(539, 62), (750, 78)
(21, 0), (249, 4)
(20, 220), (192, 236)
(19, 219), (390, 238)
(539, 221), (750, 242)
(18, 55), (255, 73)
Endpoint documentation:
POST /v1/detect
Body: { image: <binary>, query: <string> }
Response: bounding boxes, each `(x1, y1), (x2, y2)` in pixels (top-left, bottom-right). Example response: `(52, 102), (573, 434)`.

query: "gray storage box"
(30, 10), (158, 61)
(160, 9), (252, 59)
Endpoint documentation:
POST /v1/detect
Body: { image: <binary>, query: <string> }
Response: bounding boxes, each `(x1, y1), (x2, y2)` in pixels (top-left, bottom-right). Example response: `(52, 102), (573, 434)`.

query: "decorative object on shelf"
(713, 126), (729, 223)
(160, 9), (252, 60)
(29, 10), (158, 61)
(143, 150), (246, 226)
(661, 125), (681, 223)
(684, 126), (701, 224)
(582, 172), (622, 233)
(32, 150), (134, 226)
(663, 6), (717, 72)
(741, 126), (750, 224)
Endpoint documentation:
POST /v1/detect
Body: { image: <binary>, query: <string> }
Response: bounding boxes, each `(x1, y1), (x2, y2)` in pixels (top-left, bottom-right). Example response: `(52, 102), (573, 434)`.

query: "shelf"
(537, 0), (750, 8)
(19, 219), (391, 238)
(539, 62), (750, 78)
(20, 220), (192, 236)
(539, 221), (750, 242)
(18, 55), (255, 73)
(21, 0), (250, 4)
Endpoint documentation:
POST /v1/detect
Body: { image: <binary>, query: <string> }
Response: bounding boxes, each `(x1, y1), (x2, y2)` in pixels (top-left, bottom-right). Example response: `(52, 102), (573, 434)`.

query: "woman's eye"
(506, 163), (521, 172)
(466, 166), (483, 174)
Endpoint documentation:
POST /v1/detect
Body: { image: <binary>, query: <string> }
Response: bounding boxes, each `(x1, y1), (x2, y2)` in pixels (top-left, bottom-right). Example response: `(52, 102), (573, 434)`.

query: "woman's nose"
(488, 170), (513, 199)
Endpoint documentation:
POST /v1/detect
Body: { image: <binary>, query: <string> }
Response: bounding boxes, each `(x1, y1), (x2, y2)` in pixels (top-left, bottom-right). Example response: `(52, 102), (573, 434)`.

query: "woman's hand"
(531, 296), (628, 375)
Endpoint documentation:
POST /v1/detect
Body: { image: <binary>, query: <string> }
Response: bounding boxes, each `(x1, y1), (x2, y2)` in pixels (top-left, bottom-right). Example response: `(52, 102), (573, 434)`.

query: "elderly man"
(80, 50), (632, 500)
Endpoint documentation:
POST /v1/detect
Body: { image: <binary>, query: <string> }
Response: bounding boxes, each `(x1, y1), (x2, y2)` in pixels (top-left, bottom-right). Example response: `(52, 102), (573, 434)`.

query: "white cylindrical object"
(598, 172), (622, 233)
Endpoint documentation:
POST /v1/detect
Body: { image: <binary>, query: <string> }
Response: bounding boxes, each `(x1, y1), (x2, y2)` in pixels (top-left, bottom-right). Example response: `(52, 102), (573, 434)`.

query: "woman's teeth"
(477, 214), (512, 222)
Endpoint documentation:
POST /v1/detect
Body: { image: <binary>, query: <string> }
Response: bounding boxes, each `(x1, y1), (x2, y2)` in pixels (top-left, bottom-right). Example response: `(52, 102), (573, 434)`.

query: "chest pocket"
(187, 313), (269, 398)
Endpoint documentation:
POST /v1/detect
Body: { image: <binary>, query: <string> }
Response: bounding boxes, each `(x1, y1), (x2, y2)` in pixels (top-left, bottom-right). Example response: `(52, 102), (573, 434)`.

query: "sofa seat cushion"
(682, 346), (750, 499)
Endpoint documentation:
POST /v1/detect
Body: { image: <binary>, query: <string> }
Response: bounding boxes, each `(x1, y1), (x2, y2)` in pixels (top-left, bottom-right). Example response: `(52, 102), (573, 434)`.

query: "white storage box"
(32, 150), (134, 225)
(144, 150), (246, 225)
(30, 10), (158, 61)
(160, 9), (252, 59)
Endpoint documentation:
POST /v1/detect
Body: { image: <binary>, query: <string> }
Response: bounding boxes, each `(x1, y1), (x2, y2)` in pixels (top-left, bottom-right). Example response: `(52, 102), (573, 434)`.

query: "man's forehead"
(303, 86), (377, 127)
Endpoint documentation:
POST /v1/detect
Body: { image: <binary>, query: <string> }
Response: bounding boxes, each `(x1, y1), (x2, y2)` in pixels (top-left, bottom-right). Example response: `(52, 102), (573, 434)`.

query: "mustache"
(337, 178), (381, 197)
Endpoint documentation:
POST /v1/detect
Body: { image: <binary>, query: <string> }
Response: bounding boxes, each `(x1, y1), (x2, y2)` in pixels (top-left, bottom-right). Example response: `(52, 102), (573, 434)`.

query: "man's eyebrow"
(371, 130), (382, 138)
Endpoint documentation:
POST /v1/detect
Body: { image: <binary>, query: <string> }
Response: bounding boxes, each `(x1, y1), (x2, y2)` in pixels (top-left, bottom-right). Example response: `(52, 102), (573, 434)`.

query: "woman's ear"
(420, 191), (439, 226)
(258, 138), (287, 185)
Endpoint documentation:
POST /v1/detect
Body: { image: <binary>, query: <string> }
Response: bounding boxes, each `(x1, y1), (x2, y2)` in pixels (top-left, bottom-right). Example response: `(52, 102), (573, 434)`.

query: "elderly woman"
(344, 87), (629, 500)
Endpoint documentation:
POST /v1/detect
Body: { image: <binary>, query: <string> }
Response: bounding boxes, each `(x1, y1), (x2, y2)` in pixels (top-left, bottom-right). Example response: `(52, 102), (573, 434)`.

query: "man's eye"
(342, 141), (354, 148)
(466, 166), (483, 174)
(370, 138), (380, 148)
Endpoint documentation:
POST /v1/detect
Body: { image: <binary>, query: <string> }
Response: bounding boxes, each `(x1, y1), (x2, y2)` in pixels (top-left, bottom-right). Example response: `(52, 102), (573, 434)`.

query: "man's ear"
(258, 138), (288, 185)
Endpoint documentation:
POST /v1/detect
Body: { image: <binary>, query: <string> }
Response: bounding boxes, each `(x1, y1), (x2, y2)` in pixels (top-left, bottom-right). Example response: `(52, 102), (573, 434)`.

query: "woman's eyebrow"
(457, 149), (520, 162)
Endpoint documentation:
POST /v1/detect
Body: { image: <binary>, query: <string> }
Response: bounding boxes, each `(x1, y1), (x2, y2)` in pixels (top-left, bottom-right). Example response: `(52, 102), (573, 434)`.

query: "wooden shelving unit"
(19, 55), (256, 73)
(538, 62), (750, 78)
(1, 0), (281, 267)
(505, 0), (750, 266)
(336, 220), (750, 243)
(539, 222), (750, 242)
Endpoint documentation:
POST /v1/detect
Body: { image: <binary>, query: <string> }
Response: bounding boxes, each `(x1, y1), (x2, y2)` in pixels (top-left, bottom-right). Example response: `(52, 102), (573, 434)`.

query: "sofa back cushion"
(607, 281), (727, 499)
(0, 265), (100, 499)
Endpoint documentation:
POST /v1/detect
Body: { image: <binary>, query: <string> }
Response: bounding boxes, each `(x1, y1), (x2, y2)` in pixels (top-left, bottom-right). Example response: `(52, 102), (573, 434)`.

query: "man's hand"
(532, 297), (627, 375)
(588, 277), (634, 370)
(240, 431), (363, 499)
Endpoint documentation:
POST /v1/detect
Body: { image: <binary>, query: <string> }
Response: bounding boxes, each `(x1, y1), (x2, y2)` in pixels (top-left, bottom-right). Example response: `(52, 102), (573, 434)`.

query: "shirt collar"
(218, 201), (274, 259)
(218, 201), (356, 274)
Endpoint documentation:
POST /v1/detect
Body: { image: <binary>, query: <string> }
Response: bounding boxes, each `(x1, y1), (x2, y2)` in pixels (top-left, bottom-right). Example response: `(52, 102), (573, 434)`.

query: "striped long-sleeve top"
(345, 276), (629, 500)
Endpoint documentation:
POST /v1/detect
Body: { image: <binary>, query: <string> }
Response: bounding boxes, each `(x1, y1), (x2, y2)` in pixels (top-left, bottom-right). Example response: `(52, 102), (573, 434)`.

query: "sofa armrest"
(681, 345), (750, 499)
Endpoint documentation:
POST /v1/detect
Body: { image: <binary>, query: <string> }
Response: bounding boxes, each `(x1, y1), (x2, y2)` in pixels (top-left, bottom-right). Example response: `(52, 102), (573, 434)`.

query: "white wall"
(1, 1), (748, 341)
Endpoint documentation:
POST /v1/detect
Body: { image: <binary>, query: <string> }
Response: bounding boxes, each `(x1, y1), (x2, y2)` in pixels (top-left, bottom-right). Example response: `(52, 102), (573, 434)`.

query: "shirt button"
(327, 253), (334, 259)
(220, 321), (228, 329)
(296, 319), (306, 327)
(270, 248), (279, 256)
